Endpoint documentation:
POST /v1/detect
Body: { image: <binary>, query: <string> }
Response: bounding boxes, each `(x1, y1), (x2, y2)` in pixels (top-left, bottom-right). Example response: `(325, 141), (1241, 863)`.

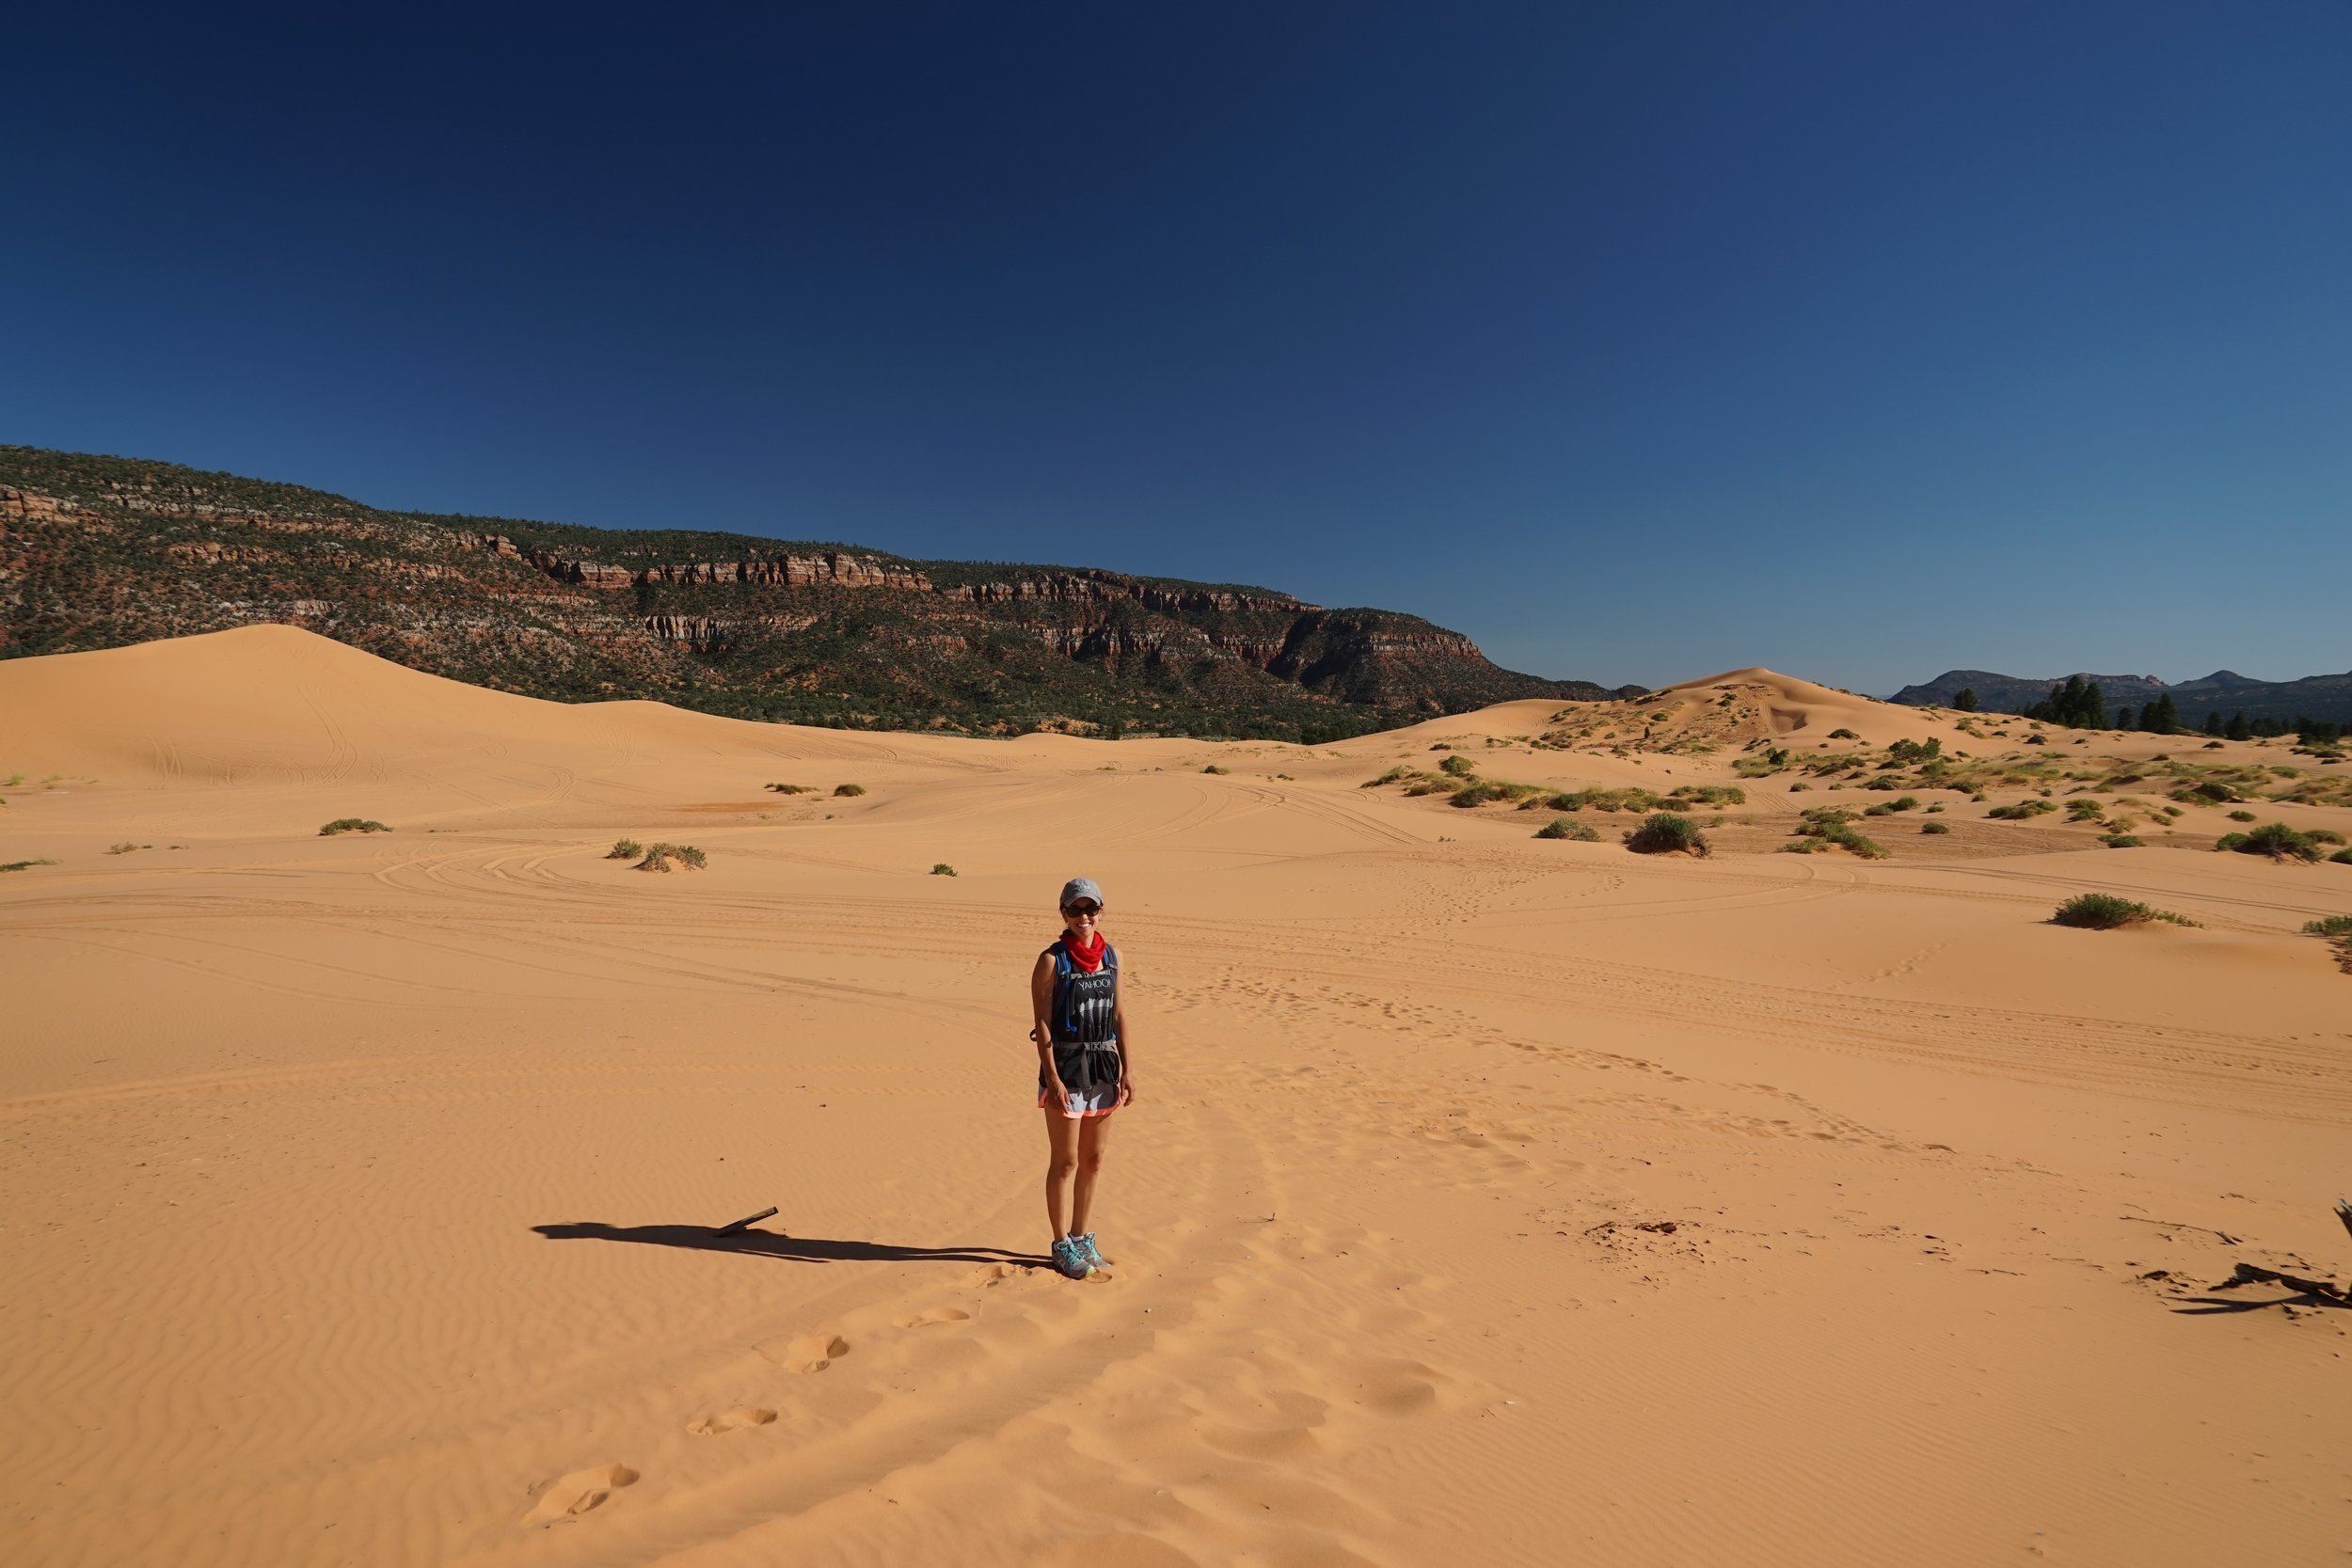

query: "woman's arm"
(1029, 951), (1065, 1101)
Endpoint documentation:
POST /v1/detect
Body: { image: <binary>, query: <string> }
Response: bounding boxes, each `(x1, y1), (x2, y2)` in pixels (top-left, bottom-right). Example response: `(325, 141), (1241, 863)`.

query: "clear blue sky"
(8, 3), (2346, 692)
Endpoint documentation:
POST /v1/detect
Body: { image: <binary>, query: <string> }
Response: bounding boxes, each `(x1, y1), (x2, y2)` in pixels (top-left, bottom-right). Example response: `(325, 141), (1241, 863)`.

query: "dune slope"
(2, 628), (2346, 1568)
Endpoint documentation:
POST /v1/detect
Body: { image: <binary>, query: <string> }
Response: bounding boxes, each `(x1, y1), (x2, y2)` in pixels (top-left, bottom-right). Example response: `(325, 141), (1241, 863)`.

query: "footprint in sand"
(898, 1306), (973, 1328)
(522, 1463), (638, 1526)
(687, 1406), (776, 1436)
(757, 1332), (850, 1372)
(1343, 1356), (1444, 1417)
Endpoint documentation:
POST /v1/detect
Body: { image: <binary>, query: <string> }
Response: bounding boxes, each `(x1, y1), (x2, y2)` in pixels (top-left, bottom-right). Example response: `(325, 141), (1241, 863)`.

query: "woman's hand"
(1118, 1075), (1136, 1108)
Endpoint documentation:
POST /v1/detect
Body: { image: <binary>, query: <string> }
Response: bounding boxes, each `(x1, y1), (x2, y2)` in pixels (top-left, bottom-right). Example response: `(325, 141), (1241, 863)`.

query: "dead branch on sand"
(2211, 1261), (2348, 1306)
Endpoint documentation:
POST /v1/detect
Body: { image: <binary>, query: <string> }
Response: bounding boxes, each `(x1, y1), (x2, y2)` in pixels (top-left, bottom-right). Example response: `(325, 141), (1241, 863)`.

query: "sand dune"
(1664, 664), (1960, 742)
(3, 628), (2347, 1568)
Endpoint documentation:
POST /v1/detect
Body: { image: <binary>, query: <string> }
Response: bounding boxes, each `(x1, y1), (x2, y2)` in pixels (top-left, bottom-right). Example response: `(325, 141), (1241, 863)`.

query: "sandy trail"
(3, 627), (2346, 1567)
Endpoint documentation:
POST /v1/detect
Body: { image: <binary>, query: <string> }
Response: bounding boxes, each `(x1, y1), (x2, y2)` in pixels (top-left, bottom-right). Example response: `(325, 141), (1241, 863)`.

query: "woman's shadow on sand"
(532, 1220), (1045, 1269)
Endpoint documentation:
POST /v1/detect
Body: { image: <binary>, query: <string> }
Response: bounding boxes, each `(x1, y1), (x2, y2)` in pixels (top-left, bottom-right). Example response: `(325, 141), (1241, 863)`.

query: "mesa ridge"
(0, 445), (1638, 738)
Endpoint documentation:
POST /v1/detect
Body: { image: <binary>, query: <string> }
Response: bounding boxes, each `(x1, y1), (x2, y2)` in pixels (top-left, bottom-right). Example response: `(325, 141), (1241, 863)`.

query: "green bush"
(1920, 821), (1951, 834)
(930, 863), (958, 876)
(1362, 766), (1411, 788)
(1788, 806), (1888, 858)
(607, 839), (644, 859)
(1828, 728), (1859, 740)
(1624, 813), (1710, 857)
(1449, 783), (1502, 808)
(106, 841), (139, 855)
(1671, 784), (1746, 806)
(1438, 754), (1478, 778)
(2312, 829), (2348, 846)
(2215, 823), (2322, 862)
(636, 843), (707, 871)
(1534, 818), (1600, 841)
(1543, 786), (1669, 814)
(2052, 894), (2199, 929)
(1986, 800), (2058, 820)
(2101, 834), (2143, 847)
(834, 783), (868, 796)
(2226, 809), (2256, 822)
(2309, 915), (2352, 974)
(1200, 766), (1228, 776)
(765, 783), (813, 794)
(0, 859), (57, 873)
(319, 818), (390, 836)
(2334, 848), (2352, 864)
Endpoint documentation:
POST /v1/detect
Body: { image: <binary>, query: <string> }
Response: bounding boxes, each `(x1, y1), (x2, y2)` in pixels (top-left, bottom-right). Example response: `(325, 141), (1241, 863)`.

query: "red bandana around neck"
(1063, 928), (1106, 973)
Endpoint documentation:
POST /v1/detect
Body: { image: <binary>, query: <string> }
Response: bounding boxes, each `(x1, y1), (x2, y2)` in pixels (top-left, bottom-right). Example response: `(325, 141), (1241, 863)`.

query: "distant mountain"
(1889, 671), (2163, 714)
(2169, 670), (2266, 692)
(1891, 667), (2352, 726)
(0, 445), (1640, 740)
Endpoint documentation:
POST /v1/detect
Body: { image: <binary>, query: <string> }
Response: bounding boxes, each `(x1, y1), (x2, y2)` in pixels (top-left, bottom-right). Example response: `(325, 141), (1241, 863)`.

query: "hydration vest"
(1048, 941), (1120, 1044)
(1045, 940), (1120, 1091)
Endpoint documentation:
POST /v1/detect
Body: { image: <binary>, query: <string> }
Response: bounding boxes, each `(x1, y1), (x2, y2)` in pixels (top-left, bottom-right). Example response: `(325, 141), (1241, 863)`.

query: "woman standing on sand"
(1031, 877), (1131, 1280)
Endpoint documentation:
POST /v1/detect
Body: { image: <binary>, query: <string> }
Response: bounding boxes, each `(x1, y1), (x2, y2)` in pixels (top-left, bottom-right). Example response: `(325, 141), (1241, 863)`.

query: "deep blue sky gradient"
(8, 3), (2347, 690)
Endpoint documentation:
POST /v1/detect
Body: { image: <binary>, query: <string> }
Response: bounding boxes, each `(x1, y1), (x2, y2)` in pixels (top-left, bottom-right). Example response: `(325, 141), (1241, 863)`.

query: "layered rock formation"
(2, 446), (1632, 736)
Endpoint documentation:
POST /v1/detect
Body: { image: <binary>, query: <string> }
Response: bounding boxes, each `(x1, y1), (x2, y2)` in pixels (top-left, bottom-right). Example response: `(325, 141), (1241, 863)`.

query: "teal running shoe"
(1075, 1232), (1107, 1269)
(1050, 1236), (1093, 1279)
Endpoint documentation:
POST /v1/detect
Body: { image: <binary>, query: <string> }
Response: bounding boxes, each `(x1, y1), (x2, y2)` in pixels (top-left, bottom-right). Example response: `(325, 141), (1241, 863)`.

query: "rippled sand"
(3, 626), (2345, 1568)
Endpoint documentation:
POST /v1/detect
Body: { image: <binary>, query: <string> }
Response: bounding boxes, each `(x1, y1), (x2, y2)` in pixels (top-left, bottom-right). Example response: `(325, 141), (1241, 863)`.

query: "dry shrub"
(1624, 813), (1710, 857)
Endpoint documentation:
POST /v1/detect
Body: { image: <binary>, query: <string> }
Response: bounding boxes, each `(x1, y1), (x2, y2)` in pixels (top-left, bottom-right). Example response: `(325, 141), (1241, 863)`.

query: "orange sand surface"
(4, 626), (2347, 1567)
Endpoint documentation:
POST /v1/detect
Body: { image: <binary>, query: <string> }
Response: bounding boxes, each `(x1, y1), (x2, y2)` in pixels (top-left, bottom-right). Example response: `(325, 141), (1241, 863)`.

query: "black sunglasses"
(1063, 902), (1101, 916)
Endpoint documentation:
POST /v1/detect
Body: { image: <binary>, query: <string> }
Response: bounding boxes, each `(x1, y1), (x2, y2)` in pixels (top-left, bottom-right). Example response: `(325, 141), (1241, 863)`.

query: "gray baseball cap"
(1059, 877), (1105, 911)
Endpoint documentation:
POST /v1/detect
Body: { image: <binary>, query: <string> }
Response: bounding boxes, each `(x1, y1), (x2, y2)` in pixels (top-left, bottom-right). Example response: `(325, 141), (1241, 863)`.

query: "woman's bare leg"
(1072, 1113), (1112, 1238)
(1042, 1109), (1082, 1240)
